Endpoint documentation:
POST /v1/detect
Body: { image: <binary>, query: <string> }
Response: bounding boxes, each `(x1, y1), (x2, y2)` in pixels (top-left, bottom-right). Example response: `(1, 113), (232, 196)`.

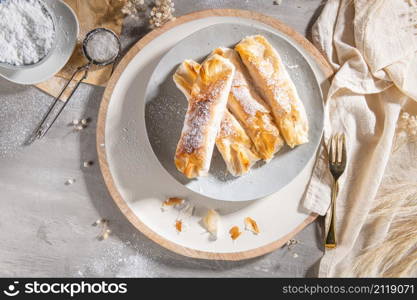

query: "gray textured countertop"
(0, 0), (325, 277)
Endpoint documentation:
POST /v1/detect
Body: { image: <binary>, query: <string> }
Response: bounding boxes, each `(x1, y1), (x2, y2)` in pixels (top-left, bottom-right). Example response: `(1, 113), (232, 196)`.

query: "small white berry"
(83, 161), (93, 168)
(65, 178), (76, 185)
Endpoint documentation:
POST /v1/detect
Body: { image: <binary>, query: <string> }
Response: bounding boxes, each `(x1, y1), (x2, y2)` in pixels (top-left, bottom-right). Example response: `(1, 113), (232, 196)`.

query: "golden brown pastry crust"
(174, 59), (259, 177)
(173, 54), (235, 178)
(212, 47), (284, 161)
(215, 110), (259, 176)
(235, 35), (309, 148)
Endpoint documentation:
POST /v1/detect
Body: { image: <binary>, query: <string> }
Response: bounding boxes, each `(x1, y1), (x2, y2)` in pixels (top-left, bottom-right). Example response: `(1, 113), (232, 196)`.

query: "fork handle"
(325, 180), (338, 248)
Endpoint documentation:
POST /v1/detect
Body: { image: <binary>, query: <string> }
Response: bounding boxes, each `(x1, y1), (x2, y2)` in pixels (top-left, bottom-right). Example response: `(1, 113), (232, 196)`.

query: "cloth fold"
(303, 0), (417, 277)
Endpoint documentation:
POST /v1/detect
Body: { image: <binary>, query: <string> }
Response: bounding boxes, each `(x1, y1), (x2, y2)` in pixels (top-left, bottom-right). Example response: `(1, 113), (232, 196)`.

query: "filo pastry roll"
(174, 59), (260, 177)
(235, 35), (309, 148)
(212, 47), (284, 161)
(173, 54), (236, 178)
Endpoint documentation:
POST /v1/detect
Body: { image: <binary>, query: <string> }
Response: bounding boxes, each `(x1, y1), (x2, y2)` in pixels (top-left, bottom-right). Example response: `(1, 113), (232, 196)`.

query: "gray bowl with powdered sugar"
(0, 0), (57, 69)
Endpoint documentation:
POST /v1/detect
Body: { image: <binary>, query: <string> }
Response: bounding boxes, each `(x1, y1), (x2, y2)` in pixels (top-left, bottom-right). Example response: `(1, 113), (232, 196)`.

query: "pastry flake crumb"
(161, 197), (186, 211)
(229, 226), (242, 240)
(202, 209), (221, 240)
(175, 219), (183, 232)
(244, 217), (260, 234)
(164, 197), (184, 205)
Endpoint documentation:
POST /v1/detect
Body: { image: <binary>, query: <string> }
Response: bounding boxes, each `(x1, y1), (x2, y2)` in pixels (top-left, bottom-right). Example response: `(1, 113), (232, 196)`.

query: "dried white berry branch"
(121, 0), (176, 28)
(121, 0), (146, 18)
(149, 0), (176, 28)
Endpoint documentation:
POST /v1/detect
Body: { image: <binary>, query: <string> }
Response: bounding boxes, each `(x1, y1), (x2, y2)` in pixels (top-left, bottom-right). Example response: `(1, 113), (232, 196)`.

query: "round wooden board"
(97, 9), (333, 261)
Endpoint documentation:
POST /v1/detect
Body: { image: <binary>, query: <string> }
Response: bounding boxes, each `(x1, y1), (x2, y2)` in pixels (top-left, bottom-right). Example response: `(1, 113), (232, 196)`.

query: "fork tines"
(328, 133), (347, 177)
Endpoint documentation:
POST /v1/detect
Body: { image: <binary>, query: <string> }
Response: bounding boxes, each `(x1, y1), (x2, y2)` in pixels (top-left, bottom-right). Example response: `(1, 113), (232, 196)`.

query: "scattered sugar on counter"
(0, 0), (55, 66)
(85, 31), (119, 63)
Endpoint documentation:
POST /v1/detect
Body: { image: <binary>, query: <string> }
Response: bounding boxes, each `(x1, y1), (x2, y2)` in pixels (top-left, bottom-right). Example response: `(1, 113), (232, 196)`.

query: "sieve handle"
(28, 63), (91, 143)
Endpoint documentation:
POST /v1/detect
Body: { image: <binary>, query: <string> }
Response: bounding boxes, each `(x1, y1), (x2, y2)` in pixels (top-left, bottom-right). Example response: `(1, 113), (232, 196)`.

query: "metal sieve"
(28, 28), (121, 143)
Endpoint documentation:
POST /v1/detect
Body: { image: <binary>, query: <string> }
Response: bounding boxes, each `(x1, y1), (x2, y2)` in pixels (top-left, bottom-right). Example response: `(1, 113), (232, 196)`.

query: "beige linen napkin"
(303, 0), (417, 277)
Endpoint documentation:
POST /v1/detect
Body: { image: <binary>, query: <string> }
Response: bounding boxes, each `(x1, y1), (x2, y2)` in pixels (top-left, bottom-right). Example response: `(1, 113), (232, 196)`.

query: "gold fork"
(325, 133), (347, 249)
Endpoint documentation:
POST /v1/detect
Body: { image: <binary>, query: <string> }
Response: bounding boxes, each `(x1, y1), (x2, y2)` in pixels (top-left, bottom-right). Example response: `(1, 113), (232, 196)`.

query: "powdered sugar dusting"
(0, 0), (55, 66)
(286, 64), (299, 69)
(230, 86), (268, 116)
(219, 114), (233, 137)
(251, 56), (292, 113)
(232, 72), (247, 86)
(75, 240), (158, 277)
(182, 101), (210, 153)
(220, 48), (270, 117)
(181, 80), (226, 153)
(85, 30), (119, 63)
(272, 85), (291, 112)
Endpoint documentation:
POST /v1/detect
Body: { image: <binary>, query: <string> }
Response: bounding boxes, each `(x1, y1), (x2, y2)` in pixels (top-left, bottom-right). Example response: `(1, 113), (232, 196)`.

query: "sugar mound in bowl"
(0, 0), (56, 68)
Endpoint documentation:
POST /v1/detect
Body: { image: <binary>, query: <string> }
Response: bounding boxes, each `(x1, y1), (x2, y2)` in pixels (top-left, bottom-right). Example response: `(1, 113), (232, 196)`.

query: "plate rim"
(97, 9), (332, 260)
(144, 22), (325, 201)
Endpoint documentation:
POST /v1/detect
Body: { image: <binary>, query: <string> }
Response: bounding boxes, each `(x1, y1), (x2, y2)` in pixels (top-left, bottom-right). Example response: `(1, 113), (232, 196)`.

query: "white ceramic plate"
(99, 13), (329, 257)
(145, 23), (324, 201)
(0, 0), (79, 85)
